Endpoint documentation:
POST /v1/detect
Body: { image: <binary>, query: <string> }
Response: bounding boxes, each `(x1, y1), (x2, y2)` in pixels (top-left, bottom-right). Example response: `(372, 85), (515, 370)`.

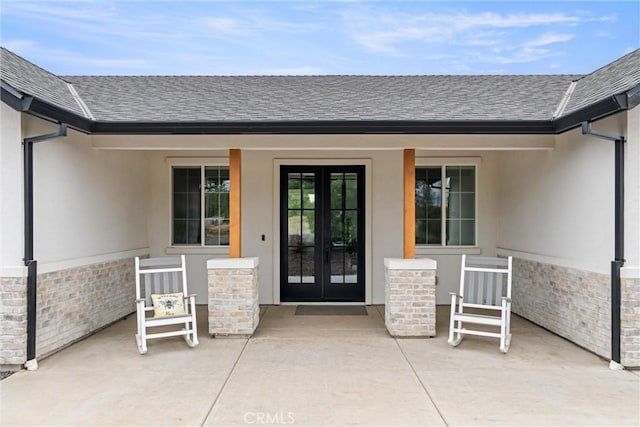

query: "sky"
(0, 1), (638, 76)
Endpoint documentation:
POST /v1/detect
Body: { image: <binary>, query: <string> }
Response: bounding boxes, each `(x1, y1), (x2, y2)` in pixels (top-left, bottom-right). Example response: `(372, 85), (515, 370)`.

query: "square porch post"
(230, 148), (241, 258)
(404, 148), (415, 259)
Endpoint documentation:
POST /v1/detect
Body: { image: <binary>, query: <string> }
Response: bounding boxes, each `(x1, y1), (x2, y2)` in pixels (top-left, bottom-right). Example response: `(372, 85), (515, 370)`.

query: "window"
(172, 166), (229, 246)
(415, 165), (476, 246)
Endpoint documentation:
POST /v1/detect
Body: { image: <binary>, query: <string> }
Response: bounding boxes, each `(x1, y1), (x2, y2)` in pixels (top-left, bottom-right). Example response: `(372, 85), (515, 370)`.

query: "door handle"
(324, 248), (329, 264)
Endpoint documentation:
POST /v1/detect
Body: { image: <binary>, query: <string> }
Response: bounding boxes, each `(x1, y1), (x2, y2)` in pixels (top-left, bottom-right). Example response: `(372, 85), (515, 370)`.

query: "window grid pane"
(415, 165), (475, 247)
(172, 167), (201, 245)
(204, 166), (230, 246)
(445, 166), (475, 246)
(173, 165), (229, 247)
(415, 167), (443, 245)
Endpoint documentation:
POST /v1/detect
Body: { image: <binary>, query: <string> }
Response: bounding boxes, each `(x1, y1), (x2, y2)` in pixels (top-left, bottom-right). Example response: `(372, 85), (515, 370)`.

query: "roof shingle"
(0, 47), (87, 118)
(64, 74), (578, 122)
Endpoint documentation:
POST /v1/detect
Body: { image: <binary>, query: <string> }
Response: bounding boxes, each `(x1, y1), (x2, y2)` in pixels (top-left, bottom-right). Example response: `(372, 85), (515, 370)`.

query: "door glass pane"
(288, 173), (301, 209)
(330, 208), (344, 284)
(287, 247), (301, 284)
(344, 210), (358, 284)
(330, 174), (343, 209)
(301, 210), (315, 245)
(288, 211), (302, 247)
(302, 173), (315, 209)
(287, 172), (317, 286)
(330, 210), (343, 245)
(301, 247), (315, 283)
(345, 173), (358, 209)
(330, 243), (345, 283)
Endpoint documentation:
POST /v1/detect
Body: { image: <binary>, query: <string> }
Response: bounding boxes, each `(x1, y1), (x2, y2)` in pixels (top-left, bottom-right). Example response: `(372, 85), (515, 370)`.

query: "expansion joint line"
(394, 337), (450, 427)
(199, 311), (257, 426)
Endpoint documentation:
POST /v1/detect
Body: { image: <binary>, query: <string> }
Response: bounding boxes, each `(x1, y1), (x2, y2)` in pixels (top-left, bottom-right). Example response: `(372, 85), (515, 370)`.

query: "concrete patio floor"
(1, 305), (638, 427)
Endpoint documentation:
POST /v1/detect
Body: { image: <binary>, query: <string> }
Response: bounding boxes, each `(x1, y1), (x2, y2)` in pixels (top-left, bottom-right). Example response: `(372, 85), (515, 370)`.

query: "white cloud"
(345, 8), (598, 56)
(203, 17), (249, 36)
(524, 32), (574, 48)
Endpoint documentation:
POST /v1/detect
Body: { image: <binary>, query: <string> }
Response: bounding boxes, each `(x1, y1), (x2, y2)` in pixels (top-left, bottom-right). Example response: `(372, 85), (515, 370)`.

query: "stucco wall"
(1, 112), (150, 367)
(416, 151), (501, 303)
(24, 116), (150, 267)
(0, 102), (24, 271)
(497, 113), (625, 272)
(496, 110), (639, 366)
(147, 148), (501, 305)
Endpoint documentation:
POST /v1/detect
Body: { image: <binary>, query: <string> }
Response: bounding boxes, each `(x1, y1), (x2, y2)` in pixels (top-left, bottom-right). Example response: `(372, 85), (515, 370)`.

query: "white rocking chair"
(448, 255), (513, 353)
(135, 255), (198, 354)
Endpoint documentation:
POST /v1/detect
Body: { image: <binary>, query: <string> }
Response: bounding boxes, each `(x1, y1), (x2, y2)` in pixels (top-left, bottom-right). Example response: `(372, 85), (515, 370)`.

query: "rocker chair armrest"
(183, 294), (197, 300)
(501, 297), (512, 302)
(449, 292), (463, 299)
(135, 298), (146, 303)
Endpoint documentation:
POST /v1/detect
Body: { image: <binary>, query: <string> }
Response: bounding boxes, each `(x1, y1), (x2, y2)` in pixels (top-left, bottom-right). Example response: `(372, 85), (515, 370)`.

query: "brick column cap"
(384, 257), (437, 270)
(207, 257), (259, 270)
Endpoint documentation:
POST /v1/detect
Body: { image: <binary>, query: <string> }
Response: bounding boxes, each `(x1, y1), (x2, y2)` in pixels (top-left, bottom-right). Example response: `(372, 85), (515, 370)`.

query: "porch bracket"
(22, 122), (68, 370)
(581, 121), (626, 366)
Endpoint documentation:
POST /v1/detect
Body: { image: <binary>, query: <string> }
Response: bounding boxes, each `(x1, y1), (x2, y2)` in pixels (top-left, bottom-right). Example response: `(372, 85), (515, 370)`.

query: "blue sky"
(1, 1), (638, 75)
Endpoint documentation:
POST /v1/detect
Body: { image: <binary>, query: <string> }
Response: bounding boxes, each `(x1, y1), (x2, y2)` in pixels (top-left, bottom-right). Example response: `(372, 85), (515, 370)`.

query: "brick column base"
(384, 258), (437, 337)
(207, 257), (259, 338)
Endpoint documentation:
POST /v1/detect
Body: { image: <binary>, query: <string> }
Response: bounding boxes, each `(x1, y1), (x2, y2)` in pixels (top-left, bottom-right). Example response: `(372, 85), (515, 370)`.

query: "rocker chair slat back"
(460, 255), (512, 307)
(135, 256), (188, 305)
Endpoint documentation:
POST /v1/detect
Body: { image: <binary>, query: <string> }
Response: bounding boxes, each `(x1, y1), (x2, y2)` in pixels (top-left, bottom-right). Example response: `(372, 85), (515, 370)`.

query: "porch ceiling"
(89, 132), (556, 151)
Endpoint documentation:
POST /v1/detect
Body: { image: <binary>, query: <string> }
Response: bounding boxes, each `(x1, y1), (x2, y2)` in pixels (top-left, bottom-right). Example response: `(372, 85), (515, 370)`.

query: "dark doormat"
(295, 305), (368, 316)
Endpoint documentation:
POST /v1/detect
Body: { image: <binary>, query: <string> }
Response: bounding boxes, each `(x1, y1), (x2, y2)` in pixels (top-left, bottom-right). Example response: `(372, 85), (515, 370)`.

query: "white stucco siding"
(243, 150), (404, 305)
(146, 147), (501, 305)
(0, 103), (24, 273)
(416, 151), (501, 303)
(624, 105), (639, 279)
(23, 115), (149, 270)
(497, 113), (626, 273)
(146, 150), (229, 303)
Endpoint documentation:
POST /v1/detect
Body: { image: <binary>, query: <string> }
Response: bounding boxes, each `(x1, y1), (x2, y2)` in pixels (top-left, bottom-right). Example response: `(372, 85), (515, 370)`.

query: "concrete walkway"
(1, 306), (638, 426)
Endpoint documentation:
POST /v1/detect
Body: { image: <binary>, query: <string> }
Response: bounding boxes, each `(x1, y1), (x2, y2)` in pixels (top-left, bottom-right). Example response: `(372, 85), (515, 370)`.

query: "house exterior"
(1, 47), (639, 370)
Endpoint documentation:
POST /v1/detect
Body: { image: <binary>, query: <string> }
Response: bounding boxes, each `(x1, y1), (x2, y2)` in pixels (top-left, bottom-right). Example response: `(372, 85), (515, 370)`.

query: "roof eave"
(90, 119), (555, 135)
(1, 81), (93, 132)
(553, 91), (631, 133)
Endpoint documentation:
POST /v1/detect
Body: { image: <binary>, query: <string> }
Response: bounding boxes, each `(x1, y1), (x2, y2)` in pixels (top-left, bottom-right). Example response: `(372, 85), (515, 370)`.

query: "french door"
(280, 166), (365, 302)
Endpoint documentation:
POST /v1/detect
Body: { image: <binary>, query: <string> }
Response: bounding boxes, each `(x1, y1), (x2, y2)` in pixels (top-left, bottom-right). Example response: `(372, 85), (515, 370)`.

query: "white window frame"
(166, 157), (229, 254)
(415, 157), (480, 254)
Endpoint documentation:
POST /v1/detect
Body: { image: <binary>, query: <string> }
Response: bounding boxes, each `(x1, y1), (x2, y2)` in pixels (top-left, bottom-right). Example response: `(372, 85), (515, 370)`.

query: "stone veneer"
(0, 257), (136, 368)
(208, 257), (259, 337)
(0, 276), (27, 367)
(621, 277), (640, 367)
(384, 258), (437, 337)
(512, 258), (640, 368)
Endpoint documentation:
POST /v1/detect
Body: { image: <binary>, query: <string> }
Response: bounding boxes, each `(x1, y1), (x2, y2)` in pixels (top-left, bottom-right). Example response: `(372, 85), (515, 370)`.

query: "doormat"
(295, 305), (368, 316)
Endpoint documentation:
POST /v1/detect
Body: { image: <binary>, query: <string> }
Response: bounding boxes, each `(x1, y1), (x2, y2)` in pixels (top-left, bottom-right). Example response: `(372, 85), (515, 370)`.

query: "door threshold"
(280, 302), (367, 306)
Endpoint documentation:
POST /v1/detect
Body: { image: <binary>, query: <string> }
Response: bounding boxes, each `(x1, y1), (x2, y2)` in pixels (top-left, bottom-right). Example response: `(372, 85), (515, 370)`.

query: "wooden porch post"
(230, 148), (241, 258)
(403, 149), (415, 259)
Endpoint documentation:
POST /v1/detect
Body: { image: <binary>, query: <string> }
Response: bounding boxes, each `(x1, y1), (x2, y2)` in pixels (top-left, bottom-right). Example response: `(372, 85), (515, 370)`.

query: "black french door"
(280, 166), (365, 302)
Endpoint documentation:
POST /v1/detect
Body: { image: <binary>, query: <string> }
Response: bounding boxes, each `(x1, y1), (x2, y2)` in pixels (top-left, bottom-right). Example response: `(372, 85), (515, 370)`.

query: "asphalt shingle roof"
(63, 74), (578, 122)
(2, 46), (639, 127)
(0, 47), (87, 118)
(565, 49), (640, 115)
